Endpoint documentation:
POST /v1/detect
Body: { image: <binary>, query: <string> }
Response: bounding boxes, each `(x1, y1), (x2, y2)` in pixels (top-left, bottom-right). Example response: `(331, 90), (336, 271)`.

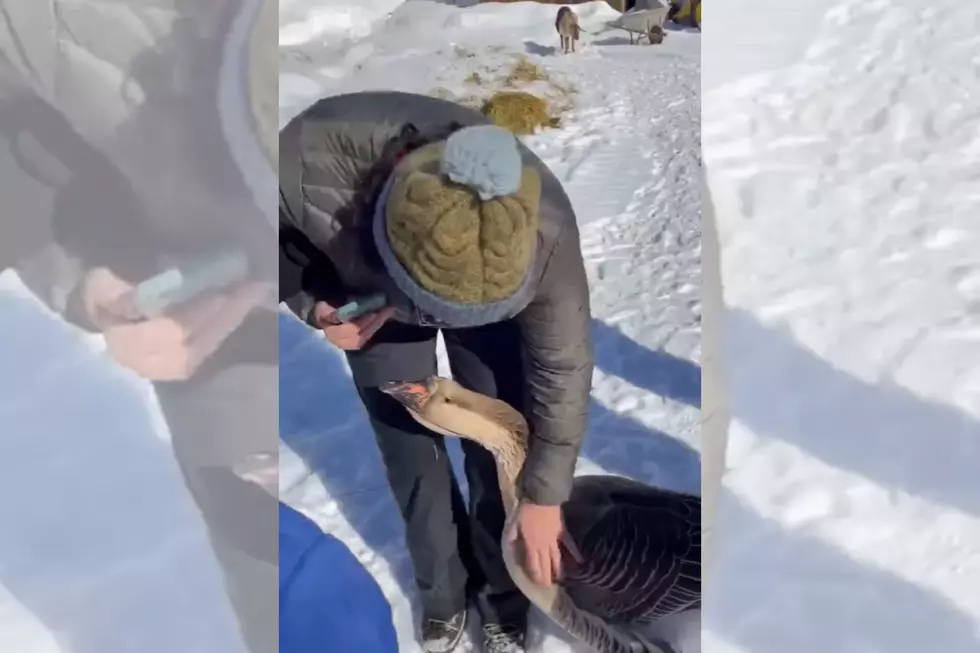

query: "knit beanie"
(372, 124), (542, 327)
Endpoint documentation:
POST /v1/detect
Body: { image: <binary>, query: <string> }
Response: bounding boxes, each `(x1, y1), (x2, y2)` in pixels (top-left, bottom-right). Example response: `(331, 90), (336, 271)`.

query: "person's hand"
(508, 500), (566, 587)
(80, 267), (272, 381)
(313, 301), (395, 351)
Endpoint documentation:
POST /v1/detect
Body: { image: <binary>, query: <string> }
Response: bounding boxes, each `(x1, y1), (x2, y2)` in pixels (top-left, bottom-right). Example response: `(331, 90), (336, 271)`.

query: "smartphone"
(334, 293), (388, 322)
(119, 249), (250, 319)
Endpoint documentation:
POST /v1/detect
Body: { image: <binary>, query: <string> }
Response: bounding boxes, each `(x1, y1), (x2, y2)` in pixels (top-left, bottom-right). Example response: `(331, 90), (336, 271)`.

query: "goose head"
(380, 376), (529, 458)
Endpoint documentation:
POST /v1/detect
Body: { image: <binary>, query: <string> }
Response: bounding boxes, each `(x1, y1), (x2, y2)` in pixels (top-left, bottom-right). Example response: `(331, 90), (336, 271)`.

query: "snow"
(0, 0), (266, 650)
(702, 1), (980, 652)
(0, 273), (247, 653)
(279, 0), (405, 46)
(278, 1), (701, 652)
(4, 1), (973, 653)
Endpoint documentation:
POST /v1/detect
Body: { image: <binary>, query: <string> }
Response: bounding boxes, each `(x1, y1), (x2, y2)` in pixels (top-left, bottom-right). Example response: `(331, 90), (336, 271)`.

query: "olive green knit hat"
(376, 126), (542, 316)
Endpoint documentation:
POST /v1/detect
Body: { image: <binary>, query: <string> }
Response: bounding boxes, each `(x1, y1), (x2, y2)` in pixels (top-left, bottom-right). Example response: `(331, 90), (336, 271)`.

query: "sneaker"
(481, 622), (526, 653)
(421, 610), (468, 653)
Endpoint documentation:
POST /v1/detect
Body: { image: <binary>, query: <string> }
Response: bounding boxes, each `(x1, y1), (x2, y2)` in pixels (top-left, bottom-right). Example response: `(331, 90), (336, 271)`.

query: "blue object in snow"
(439, 124), (523, 201)
(279, 501), (398, 653)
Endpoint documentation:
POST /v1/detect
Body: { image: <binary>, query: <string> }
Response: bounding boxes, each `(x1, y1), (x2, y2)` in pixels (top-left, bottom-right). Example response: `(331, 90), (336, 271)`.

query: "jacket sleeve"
(14, 243), (98, 329)
(279, 214), (348, 328)
(1, 77), (94, 329)
(515, 219), (594, 506)
(0, 121), (89, 326)
(278, 105), (402, 326)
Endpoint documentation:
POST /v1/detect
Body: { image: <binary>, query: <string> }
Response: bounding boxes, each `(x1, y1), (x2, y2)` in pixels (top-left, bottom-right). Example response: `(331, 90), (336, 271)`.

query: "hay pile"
(480, 91), (556, 135)
(503, 58), (549, 86)
(430, 54), (576, 135)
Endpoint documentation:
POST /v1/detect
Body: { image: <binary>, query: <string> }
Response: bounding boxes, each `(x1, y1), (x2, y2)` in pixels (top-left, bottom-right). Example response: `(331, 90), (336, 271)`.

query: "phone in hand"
(333, 293), (388, 322)
(115, 249), (250, 320)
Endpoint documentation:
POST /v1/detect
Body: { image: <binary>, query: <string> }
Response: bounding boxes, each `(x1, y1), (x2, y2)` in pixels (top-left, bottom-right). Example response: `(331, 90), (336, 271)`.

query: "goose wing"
(560, 476), (701, 624)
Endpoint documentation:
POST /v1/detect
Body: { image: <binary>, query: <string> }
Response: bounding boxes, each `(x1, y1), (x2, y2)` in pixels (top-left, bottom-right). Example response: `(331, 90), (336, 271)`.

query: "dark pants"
(154, 312), (279, 653)
(346, 319), (530, 626)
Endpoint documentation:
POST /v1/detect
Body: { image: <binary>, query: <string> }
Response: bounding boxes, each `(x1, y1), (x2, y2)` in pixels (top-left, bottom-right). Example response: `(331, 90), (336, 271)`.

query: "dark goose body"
(560, 475), (701, 627)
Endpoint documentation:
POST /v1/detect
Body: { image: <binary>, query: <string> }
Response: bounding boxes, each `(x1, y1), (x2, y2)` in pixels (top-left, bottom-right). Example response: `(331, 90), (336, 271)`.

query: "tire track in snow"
(532, 47), (702, 366)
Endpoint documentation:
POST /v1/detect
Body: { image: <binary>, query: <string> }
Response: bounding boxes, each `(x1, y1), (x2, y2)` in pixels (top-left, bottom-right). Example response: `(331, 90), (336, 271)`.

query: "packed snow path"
(703, 0), (980, 652)
(278, 2), (702, 652)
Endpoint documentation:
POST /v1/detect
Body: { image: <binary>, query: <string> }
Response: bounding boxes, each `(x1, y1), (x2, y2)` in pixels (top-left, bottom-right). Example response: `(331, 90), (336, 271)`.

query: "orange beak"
(380, 380), (432, 411)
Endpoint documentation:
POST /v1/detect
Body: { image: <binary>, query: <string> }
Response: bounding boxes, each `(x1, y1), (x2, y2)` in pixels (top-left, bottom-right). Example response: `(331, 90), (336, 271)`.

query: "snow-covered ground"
(0, 273), (247, 653)
(703, 1), (980, 652)
(278, 1), (702, 652)
(0, 1), (264, 651)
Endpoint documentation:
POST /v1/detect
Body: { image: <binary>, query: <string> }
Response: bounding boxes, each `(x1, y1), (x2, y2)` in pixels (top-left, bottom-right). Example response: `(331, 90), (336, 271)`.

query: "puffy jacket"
(279, 501), (398, 653)
(1, 0), (276, 323)
(278, 91), (594, 505)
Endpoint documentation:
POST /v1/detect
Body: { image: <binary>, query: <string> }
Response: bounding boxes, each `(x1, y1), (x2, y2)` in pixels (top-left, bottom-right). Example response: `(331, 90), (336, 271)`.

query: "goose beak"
(380, 380), (432, 411)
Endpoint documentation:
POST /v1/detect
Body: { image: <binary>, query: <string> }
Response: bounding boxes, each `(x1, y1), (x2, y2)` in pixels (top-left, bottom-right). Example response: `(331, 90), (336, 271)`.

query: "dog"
(555, 6), (580, 54)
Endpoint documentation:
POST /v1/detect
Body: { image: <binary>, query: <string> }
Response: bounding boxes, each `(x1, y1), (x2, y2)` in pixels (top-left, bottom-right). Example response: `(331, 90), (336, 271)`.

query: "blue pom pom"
(439, 125), (522, 201)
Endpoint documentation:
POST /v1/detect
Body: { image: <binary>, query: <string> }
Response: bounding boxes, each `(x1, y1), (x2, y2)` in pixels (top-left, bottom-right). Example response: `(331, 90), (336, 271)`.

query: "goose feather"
(561, 476), (701, 623)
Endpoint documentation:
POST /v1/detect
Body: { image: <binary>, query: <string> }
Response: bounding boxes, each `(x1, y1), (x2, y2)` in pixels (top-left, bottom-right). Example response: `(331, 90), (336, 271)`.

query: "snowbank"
(436, 0), (621, 31)
(278, 0), (653, 127)
(279, 0), (404, 46)
(378, 0), (621, 56)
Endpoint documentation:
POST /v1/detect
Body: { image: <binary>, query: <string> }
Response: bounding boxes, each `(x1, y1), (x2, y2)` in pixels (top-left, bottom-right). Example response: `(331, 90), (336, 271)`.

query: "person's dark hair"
(355, 120), (465, 270)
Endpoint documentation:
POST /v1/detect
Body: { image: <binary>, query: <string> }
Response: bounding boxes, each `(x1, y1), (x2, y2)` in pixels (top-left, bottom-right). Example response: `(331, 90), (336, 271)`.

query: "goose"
(380, 376), (701, 653)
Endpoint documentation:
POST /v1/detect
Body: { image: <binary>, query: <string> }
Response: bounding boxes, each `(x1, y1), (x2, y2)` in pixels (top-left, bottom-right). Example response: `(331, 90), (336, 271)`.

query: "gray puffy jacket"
(279, 91), (594, 505)
(2, 0), (276, 324)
